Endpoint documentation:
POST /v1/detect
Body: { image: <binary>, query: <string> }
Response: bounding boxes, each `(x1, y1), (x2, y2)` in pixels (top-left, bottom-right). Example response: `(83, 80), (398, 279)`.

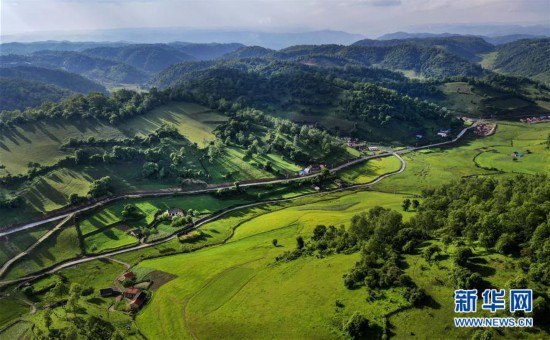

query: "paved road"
(0, 120), (478, 239)
(0, 121), (480, 286)
(0, 153), (406, 286)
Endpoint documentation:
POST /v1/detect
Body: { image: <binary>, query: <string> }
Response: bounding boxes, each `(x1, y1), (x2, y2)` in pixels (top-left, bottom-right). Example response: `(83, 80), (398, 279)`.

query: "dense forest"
(0, 78), (74, 111)
(491, 39), (550, 82)
(353, 36), (495, 61)
(81, 44), (196, 73)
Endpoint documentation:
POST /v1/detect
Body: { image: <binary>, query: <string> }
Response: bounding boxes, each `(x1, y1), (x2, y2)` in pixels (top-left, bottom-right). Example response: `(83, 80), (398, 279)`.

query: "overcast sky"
(2, 0), (549, 36)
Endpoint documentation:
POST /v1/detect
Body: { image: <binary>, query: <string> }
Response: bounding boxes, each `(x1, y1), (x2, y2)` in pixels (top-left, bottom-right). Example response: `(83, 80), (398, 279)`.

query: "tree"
(453, 247), (473, 266)
(296, 236), (305, 249)
(412, 199), (420, 210)
(87, 176), (112, 198)
(44, 308), (53, 330)
(343, 312), (371, 339)
(272, 239), (278, 247)
(402, 199), (411, 212)
(423, 245), (441, 263)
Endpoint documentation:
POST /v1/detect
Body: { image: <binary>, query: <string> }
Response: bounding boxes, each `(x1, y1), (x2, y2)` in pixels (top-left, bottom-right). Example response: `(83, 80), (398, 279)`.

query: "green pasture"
(4, 225), (81, 280)
(133, 190), (413, 339)
(83, 224), (137, 254)
(0, 119), (125, 175)
(0, 223), (52, 267)
(119, 102), (227, 148)
(338, 155), (402, 184)
(0, 298), (29, 330)
(389, 240), (546, 339)
(375, 121), (550, 194)
(0, 320), (33, 339)
(439, 82), (485, 115)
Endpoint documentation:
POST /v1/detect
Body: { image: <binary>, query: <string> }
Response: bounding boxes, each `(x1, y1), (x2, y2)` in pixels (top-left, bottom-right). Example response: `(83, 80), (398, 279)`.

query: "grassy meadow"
(339, 155), (402, 184)
(3, 224), (81, 280)
(374, 121), (550, 194)
(132, 190), (414, 339)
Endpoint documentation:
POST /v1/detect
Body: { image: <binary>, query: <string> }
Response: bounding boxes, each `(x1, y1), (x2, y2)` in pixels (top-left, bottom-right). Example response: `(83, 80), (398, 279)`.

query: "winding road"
(0, 120), (480, 286)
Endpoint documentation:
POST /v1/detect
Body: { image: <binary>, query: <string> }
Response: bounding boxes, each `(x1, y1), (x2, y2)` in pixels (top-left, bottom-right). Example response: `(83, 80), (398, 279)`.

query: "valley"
(1, 30), (550, 340)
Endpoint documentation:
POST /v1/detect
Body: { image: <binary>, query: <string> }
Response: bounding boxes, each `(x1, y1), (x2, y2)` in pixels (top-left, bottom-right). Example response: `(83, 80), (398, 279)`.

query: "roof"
(121, 272), (136, 280)
(130, 292), (147, 308)
(125, 287), (141, 295)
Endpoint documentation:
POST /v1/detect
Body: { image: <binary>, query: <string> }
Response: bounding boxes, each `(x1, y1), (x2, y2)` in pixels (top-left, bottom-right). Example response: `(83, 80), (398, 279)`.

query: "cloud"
(353, 0), (402, 6)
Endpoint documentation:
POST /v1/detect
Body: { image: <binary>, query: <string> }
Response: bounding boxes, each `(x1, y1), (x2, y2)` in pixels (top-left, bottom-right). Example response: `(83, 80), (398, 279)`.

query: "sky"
(2, 0), (549, 37)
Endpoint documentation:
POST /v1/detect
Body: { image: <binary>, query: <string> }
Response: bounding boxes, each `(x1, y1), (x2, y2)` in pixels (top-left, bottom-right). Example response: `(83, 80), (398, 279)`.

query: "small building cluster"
(437, 129), (452, 138)
(163, 208), (186, 219)
(100, 271), (148, 312)
(299, 164), (325, 176)
(124, 287), (147, 310)
(474, 123), (495, 136)
(520, 115), (550, 124)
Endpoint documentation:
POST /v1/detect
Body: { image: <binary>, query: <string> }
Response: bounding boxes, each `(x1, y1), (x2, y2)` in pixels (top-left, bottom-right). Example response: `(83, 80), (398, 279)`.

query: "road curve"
(1, 153), (406, 286)
(0, 120), (478, 239)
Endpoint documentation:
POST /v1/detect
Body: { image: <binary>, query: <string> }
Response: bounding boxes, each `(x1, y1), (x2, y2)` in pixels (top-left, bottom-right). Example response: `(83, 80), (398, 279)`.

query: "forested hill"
(489, 39), (550, 82)
(152, 59), (456, 142)
(0, 78), (74, 111)
(0, 66), (107, 94)
(169, 42), (245, 60)
(352, 36), (495, 62)
(221, 44), (485, 78)
(1, 51), (150, 85)
(81, 44), (196, 73)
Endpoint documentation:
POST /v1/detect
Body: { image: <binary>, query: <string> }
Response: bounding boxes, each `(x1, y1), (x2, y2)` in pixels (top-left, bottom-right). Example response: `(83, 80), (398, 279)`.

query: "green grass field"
(120, 102), (227, 148)
(374, 121), (550, 194)
(389, 241), (547, 339)
(338, 155), (402, 184)
(132, 190), (413, 339)
(0, 223), (52, 267)
(3, 225), (81, 280)
(0, 298), (29, 330)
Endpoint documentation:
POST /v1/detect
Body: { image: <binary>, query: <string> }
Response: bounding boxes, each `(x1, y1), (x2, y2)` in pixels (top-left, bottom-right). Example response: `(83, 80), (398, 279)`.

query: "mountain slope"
(489, 38), (550, 82)
(0, 77), (74, 111)
(170, 42), (245, 60)
(82, 44), (195, 73)
(0, 66), (107, 94)
(2, 52), (150, 85)
(353, 36), (494, 61)
(267, 44), (484, 78)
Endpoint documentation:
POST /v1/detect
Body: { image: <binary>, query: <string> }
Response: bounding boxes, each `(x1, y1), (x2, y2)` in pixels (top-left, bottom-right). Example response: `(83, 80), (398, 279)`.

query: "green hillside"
(486, 38), (550, 82)
(0, 78), (74, 111)
(82, 44), (195, 73)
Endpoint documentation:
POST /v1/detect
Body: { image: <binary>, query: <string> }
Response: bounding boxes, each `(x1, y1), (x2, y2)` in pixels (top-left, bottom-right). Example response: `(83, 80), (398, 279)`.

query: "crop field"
(374, 121), (550, 194)
(4, 224), (81, 280)
(132, 190), (413, 338)
(338, 155), (402, 184)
